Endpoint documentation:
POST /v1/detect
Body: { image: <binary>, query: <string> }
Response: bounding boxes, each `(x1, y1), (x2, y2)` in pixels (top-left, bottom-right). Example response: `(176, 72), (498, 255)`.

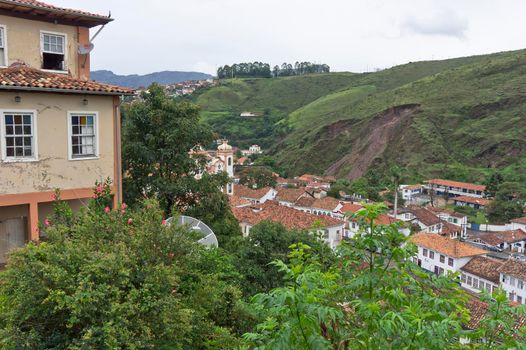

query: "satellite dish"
(78, 43), (94, 55)
(164, 215), (219, 248)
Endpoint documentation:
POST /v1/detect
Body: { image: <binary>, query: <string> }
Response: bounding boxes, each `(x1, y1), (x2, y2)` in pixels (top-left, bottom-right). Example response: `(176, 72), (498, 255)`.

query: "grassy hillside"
(193, 49), (526, 184)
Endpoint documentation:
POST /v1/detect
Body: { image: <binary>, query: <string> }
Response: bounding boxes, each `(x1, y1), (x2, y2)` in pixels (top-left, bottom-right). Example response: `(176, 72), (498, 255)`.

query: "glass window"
(461, 273), (466, 283)
(423, 248), (428, 257)
(70, 114), (96, 158)
(467, 276), (472, 285)
(473, 278), (479, 288)
(0, 26), (5, 66)
(440, 255), (445, 263)
(42, 33), (64, 54)
(41, 32), (65, 70)
(3, 113), (34, 159)
(448, 258), (454, 267)
(429, 251), (434, 259)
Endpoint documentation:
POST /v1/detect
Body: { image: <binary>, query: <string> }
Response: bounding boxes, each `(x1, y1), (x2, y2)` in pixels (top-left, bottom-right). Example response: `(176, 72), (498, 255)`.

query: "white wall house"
(424, 179), (486, 198)
(499, 259), (526, 304)
(410, 233), (487, 276)
(459, 256), (502, 295)
(475, 229), (526, 254)
(511, 217), (526, 232)
(400, 184), (424, 201)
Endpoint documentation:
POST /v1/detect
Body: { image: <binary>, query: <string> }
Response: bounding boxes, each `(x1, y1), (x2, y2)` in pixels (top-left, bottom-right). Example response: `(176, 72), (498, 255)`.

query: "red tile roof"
(511, 216), (526, 225)
(478, 229), (526, 246)
(310, 197), (341, 211)
(465, 297), (526, 335)
(0, 65), (133, 95)
(276, 188), (308, 203)
(426, 206), (466, 219)
(232, 202), (344, 230)
(498, 259), (526, 281)
(294, 195), (316, 208)
(460, 256), (504, 284)
(234, 184), (273, 200)
(409, 207), (442, 226)
(439, 220), (462, 236)
(453, 196), (492, 207)
(410, 233), (488, 258)
(425, 179), (486, 192)
(228, 195), (251, 208)
(339, 203), (364, 214)
(0, 0), (112, 27)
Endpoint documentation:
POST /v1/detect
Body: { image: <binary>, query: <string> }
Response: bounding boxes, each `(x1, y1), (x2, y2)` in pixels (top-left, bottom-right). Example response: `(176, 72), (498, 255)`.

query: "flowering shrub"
(91, 177), (114, 211)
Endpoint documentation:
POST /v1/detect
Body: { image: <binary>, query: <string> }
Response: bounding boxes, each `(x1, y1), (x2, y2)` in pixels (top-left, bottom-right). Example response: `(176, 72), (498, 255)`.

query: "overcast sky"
(53, 0), (526, 75)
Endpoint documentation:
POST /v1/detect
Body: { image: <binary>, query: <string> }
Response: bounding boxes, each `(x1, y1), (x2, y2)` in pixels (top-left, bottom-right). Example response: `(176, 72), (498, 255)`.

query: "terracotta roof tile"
(498, 259), (526, 281)
(2, 0), (111, 22)
(0, 65), (133, 95)
(425, 179), (486, 192)
(453, 196), (492, 207)
(465, 297), (526, 336)
(228, 195), (251, 208)
(339, 203), (364, 214)
(478, 229), (526, 246)
(276, 188), (307, 203)
(460, 256), (504, 284)
(409, 207), (442, 226)
(511, 216), (526, 225)
(232, 202), (344, 230)
(310, 197), (341, 211)
(294, 195), (316, 208)
(440, 220), (462, 236)
(234, 184), (273, 200)
(410, 233), (488, 258)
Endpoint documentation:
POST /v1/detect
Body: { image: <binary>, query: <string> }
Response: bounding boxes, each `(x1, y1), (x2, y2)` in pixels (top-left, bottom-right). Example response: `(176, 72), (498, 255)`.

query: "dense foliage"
(216, 61), (330, 79)
(0, 197), (249, 349)
(238, 166), (277, 189)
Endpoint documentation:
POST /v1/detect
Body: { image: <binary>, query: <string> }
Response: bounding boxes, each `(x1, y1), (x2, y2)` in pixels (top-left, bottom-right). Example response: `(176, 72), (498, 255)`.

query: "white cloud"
(401, 9), (468, 38)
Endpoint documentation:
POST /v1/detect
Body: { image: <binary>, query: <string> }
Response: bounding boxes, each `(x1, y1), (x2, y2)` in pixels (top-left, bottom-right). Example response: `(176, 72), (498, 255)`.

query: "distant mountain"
(91, 70), (213, 88)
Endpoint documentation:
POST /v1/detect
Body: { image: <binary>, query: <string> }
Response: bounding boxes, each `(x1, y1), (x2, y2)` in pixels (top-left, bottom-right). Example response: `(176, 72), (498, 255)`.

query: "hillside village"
(0, 0), (525, 347)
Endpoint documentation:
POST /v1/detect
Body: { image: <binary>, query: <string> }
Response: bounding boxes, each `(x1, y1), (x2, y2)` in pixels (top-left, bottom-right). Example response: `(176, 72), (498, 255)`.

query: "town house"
(498, 259), (526, 304)
(459, 256), (503, 295)
(0, 0), (131, 263)
(410, 233), (488, 276)
(424, 179), (486, 198)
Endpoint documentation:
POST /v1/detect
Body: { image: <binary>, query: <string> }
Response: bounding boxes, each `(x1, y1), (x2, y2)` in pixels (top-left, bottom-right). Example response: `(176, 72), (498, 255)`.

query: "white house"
(426, 207), (468, 238)
(406, 208), (443, 234)
(410, 233), (488, 276)
(292, 196), (343, 218)
(275, 188), (309, 207)
(399, 184), (424, 201)
(232, 202), (345, 249)
(424, 179), (486, 198)
(511, 217), (526, 232)
(234, 184), (277, 204)
(475, 229), (526, 254)
(453, 196), (491, 210)
(499, 259), (526, 304)
(460, 256), (503, 294)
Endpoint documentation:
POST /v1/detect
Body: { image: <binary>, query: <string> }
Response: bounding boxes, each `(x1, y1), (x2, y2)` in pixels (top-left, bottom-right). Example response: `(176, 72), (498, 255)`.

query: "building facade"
(0, 1), (130, 263)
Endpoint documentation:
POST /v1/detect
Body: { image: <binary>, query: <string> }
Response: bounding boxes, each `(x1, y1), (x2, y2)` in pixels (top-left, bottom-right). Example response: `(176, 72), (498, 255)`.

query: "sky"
(53, 0), (526, 75)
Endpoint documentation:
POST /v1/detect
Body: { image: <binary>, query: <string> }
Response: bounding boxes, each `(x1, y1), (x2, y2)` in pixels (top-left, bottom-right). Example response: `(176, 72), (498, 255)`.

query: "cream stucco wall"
(0, 91), (116, 195)
(0, 14), (80, 76)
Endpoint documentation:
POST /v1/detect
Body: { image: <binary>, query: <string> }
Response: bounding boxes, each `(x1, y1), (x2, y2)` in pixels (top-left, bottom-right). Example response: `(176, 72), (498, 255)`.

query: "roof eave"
(0, 1), (113, 28)
(0, 85), (134, 96)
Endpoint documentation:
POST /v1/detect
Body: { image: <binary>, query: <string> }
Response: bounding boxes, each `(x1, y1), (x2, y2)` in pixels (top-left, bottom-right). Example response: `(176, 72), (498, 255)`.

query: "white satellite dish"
(164, 215), (219, 248)
(78, 43), (94, 55)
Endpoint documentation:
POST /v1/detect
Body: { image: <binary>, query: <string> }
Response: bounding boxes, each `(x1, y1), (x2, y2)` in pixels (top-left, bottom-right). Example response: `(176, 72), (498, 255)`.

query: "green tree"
(243, 203), (526, 349)
(238, 167), (277, 189)
(122, 84), (230, 217)
(484, 172), (504, 198)
(235, 220), (335, 297)
(0, 199), (247, 349)
(486, 182), (526, 223)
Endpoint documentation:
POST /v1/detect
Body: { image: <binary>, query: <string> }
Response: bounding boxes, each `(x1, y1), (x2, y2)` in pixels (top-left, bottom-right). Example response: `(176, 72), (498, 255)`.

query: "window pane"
(23, 115), (31, 124)
(72, 126), (79, 134)
(14, 126), (22, 134)
(6, 137), (13, 146)
(5, 125), (13, 135)
(15, 137), (22, 146)
(6, 147), (13, 157)
(0, 48), (4, 66)
(23, 126), (31, 135)
(23, 137), (31, 146)
(5, 115), (13, 124)
(23, 147), (32, 157)
(14, 115), (21, 124)
(15, 147), (23, 156)
(72, 116), (78, 124)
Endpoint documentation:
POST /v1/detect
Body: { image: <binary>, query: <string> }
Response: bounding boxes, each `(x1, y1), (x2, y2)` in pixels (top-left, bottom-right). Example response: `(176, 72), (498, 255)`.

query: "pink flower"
(104, 207), (110, 214)
(51, 193), (56, 201)
(44, 218), (50, 226)
(162, 219), (167, 225)
(95, 185), (103, 194)
(168, 252), (174, 258)
(122, 202), (128, 210)
(127, 218), (133, 225)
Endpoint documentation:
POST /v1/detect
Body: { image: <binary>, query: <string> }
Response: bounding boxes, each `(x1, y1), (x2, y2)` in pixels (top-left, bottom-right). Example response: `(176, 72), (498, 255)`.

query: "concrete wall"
(0, 91), (115, 195)
(0, 14), (81, 76)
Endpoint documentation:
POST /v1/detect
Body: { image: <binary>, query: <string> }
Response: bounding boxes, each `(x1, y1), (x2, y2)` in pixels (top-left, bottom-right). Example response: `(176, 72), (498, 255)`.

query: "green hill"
(193, 49), (526, 184)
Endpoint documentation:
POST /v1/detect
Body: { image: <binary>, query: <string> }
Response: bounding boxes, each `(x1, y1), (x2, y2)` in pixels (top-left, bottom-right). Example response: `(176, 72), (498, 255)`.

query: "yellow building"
(0, 0), (132, 263)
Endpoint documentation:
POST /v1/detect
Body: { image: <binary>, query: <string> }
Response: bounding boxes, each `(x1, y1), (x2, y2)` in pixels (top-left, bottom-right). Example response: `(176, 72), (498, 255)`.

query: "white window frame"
(0, 109), (39, 162)
(40, 30), (68, 73)
(67, 111), (99, 161)
(0, 24), (8, 68)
